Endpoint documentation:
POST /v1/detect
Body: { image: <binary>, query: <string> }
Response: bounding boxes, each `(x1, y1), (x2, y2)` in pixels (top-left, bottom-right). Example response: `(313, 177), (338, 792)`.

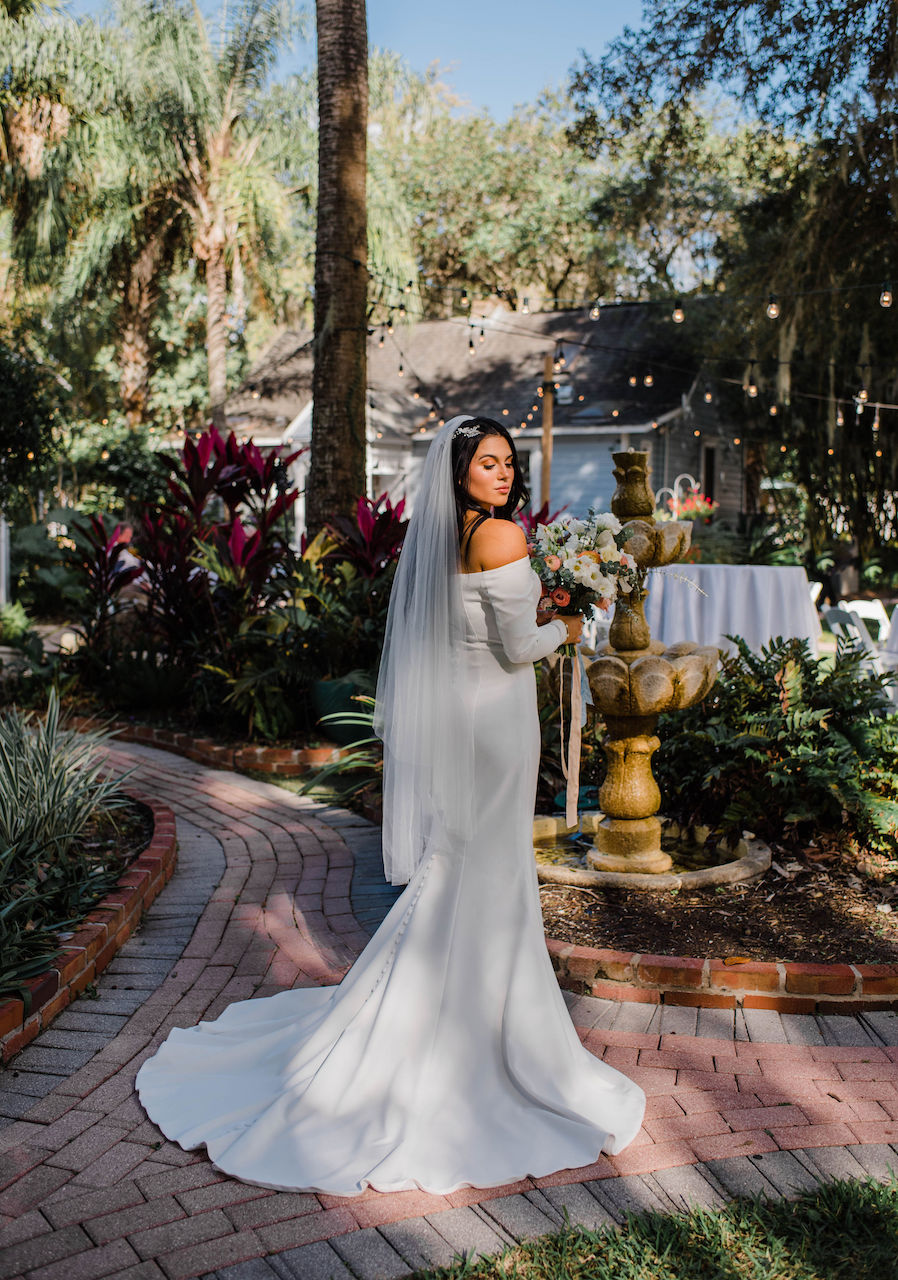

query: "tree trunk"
(306, 0), (368, 536)
(119, 225), (167, 429)
(204, 237), (229, 430)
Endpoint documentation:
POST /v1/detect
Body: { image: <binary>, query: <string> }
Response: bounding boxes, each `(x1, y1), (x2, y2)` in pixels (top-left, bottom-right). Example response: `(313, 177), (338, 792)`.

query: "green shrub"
(0, 691), (132, 994)
(0, 601), (32, 644)
(654, 636), (898, 854)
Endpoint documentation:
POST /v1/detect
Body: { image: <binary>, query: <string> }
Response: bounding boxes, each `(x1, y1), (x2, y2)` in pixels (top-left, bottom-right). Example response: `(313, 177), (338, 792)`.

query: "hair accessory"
(453, 422), (481, 438)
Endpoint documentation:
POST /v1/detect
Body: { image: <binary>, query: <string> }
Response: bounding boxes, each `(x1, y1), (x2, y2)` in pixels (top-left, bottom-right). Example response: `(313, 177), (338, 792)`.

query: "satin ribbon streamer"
(558, 649), (592, 828)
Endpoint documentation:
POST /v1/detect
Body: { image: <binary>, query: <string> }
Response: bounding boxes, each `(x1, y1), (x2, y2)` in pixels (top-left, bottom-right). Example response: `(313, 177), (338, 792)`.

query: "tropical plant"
(64, 514), (143, 672)
(0, 691), (131, 994)
(654, 636), (898, 855)
(324, 492), (407, 579)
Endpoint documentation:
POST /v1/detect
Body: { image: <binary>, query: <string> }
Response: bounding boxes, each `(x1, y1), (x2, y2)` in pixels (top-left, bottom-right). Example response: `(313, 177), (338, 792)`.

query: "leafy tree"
(570, 1), (898, 555)
(0, 335), (58, 509)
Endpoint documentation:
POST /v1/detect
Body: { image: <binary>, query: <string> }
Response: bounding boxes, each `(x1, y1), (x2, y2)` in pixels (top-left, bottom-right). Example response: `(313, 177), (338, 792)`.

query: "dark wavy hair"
(450, 416), (530, 551)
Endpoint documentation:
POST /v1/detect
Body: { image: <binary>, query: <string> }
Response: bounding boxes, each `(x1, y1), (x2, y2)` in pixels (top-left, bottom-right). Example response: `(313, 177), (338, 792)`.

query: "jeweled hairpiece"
(454, 422), (481, 438)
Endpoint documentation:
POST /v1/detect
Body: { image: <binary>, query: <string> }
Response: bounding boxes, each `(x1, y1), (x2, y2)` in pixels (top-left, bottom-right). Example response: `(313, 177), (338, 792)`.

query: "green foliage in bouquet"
(0, 692), (131, 995)
(654, 637), (898, 855)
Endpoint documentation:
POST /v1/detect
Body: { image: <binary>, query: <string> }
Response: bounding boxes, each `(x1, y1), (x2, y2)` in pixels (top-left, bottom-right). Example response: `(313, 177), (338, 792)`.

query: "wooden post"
(541, 350), (554, 509)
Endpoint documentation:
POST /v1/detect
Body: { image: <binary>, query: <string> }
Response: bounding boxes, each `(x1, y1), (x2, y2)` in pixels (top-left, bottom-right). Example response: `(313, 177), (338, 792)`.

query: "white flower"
(562, 554), (580, 573)
(591, 512), (622, 536)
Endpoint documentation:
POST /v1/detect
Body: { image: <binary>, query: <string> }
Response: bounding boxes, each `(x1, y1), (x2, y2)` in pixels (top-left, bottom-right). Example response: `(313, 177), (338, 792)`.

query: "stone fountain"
(586, 451), (718, 875)
(534, 450), (771, 889)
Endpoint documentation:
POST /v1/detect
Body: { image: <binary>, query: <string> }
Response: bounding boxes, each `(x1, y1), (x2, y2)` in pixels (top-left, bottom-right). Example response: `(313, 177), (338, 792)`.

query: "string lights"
(355, 256), (895, 457)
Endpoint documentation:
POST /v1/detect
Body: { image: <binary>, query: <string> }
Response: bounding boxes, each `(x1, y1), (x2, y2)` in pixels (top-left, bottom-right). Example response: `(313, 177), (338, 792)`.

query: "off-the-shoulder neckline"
(458, 555), (531, 578)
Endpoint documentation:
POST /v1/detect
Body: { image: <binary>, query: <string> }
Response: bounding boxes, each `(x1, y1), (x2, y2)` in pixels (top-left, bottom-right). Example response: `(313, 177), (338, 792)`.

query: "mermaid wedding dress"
(135, 554), (646, 1194)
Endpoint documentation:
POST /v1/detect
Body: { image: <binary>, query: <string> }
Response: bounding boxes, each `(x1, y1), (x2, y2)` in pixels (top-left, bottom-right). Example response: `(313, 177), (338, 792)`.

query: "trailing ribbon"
(558, 649), (591, 828)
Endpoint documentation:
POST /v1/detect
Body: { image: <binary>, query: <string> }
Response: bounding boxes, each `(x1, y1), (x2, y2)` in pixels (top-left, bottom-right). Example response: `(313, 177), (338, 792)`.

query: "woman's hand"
(555, 614), (583, 645)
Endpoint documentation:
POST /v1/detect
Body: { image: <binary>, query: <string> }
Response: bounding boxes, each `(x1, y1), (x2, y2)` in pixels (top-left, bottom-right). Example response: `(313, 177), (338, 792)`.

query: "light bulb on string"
(521, 297), (530, 314)
(461, 288), (469, 308)
(398, 303), (406, 319)
(387, 314), (394, 334)
(628, 375), (637, 387)
(537, 385), (544, 397)
(693, 428), (700, 437)
(858, 386), (869, 403)
(404, 279), (413, 293)
(479, 328), (485, 343)
(589, 300), (601, 320)
(468, 337), (475, 356)
(836, 403), (844, 427)
(397, 362), (404, 377)
(746, 364), (758, 398)
(703, 385), (713, 403)
(672, 299), (684, 323)
(827, 447), (834, 456)
(378, 331), (385, 348)
(502, 408), (509, 415)
(881, 282), (893, 307)
(766, 294), (780, 320)
(876, 448), (883, 457)
(643, 371), (654, 387)
(769, 404), (778, 416)
(780, 444), (787, 452)
(873, 405), (881, 439)
(734, 437), (741, 445)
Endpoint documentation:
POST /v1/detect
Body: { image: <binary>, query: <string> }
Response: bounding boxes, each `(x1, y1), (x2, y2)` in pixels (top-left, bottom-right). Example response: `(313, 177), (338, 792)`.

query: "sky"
(69, 0), (647, 120)
(358, 0), (645, 119)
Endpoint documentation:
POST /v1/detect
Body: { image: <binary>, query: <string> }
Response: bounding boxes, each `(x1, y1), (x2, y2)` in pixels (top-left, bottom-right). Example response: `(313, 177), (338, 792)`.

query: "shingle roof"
(225, 304), (698, 437)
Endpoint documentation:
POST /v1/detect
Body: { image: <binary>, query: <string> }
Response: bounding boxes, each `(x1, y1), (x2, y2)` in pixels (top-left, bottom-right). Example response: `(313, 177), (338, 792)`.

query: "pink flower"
(552, 587), (571, 607)
(545, 554), (561, 570)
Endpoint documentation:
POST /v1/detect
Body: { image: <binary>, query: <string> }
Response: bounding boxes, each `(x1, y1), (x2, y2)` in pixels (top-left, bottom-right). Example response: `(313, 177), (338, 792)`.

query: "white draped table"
(643, 564), (823, 656)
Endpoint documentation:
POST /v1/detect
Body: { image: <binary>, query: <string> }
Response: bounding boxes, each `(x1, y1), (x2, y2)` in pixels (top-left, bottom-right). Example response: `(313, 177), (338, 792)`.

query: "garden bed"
(0, 793), (177, 1061)
(539, 836), (898, 967)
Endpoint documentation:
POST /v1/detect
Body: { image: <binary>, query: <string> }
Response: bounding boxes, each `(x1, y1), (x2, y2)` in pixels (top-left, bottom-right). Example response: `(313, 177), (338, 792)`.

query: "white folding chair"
(821, 606), (897, 708)
(841, 597), (891, 646)
(808, 580), (823, 605)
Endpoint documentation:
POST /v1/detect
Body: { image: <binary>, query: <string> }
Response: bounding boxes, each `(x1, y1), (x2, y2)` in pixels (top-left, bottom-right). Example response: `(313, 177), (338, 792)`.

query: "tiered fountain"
(536, 450), (771, 889)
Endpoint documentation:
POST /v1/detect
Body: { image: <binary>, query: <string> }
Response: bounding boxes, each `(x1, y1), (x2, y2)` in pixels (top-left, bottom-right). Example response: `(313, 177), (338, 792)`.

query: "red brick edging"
(547, 939), (898, 1015)
(0, 794), (177, 1062)
(68, 715), (347, 778)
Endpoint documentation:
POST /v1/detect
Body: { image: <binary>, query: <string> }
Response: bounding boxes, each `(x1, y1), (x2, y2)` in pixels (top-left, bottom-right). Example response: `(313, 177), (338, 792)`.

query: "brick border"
(0, 793), (177, 1062)
(68, 715), (347, 778)
(547, 940), (898, 1014)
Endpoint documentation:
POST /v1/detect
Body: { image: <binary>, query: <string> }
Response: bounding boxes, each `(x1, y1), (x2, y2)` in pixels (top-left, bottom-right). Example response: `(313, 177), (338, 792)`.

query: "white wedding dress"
(135, 555), (646, 1194)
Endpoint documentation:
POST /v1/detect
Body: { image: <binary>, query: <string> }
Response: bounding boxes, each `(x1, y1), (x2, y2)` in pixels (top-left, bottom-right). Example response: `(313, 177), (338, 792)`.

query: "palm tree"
(4, 0), (301, 428)
(305, 0), (368, 533)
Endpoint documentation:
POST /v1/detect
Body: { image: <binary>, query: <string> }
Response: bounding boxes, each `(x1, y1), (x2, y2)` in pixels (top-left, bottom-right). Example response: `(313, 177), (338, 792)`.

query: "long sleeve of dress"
(482, 557), (568, 664)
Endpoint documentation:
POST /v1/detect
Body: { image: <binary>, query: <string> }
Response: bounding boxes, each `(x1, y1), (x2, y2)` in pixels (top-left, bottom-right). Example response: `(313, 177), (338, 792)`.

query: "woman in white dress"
(135, 415), (646, 1195)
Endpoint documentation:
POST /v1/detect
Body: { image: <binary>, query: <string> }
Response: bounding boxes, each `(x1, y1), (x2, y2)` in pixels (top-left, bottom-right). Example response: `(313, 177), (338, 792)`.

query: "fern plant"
(654, 636), (898, 854)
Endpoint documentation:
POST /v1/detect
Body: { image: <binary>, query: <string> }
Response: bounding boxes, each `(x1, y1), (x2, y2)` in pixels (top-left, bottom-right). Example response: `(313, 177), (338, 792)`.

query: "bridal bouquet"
(528, 511), (639, 655)
(527, 510), (639, 827)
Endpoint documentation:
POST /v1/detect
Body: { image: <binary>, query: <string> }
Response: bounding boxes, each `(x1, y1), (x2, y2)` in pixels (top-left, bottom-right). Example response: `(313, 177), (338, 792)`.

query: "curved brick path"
(0, 742), (897, 1280)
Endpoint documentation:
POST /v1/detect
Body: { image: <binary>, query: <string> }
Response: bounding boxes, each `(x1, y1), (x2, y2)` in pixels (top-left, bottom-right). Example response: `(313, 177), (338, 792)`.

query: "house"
(225, 303), (745, 537)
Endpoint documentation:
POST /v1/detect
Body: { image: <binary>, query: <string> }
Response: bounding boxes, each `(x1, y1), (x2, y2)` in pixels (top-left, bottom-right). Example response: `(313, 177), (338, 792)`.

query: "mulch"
(539, 836), (898, 965)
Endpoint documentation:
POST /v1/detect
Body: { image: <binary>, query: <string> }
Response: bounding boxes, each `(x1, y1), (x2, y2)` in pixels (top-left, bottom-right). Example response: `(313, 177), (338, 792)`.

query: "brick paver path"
(1, 742), (897, 1280)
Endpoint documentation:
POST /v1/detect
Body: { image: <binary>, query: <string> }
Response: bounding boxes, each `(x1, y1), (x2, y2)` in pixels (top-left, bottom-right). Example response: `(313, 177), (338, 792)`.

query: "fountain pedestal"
(586, 451), (719, 876)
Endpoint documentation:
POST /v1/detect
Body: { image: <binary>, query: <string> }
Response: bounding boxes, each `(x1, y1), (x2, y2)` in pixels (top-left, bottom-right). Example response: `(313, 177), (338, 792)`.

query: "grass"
(411, 1175), (898, 1279)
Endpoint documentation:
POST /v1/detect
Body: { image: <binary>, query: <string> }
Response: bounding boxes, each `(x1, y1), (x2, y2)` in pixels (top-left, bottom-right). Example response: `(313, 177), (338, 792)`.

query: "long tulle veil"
(373, 417), (477, 884)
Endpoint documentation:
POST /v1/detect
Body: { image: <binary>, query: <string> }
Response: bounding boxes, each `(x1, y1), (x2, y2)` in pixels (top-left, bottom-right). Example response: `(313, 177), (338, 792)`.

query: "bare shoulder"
(467, 518), (528, 571)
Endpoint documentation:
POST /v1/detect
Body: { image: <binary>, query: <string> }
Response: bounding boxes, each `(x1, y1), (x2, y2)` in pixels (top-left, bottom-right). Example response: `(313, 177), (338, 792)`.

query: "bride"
(135, 415), (646, 1195)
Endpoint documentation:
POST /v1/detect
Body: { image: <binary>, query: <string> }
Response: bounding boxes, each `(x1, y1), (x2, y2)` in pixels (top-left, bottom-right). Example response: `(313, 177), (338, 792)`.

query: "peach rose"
(551, 587), (571, 606)
(545, 553), (562, 570)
